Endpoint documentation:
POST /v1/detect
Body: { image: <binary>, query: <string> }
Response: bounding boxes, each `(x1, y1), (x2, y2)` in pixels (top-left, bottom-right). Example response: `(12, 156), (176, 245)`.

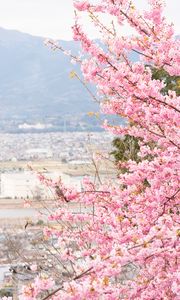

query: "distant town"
(0, 130), (116, 298)
(0, 114), (104, 133)
(0, 131), (113, 162)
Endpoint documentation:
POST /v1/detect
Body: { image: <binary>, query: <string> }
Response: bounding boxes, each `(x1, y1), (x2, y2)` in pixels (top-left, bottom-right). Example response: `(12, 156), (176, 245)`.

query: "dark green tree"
(110, 135), (140, 163)
(150, 67), (180, 96)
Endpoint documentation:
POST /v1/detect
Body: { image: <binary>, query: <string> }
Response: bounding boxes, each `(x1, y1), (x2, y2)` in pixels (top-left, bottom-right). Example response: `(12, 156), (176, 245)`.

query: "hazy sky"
(0, 0), (179, 40)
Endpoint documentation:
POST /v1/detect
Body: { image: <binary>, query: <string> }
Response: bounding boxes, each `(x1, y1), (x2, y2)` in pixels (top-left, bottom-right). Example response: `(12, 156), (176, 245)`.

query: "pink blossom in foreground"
(22, 0), (180, 299)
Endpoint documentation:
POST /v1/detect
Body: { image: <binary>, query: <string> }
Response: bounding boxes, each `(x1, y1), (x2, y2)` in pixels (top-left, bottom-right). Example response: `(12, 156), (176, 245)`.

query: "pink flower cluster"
(20, 277), (54, 300)
(22, 0), (179, 299)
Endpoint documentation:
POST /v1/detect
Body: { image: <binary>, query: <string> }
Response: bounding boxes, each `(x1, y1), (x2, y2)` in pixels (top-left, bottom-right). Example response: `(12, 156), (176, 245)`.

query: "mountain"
(0, 28), (128, 132)
(0, 27), (98, 119)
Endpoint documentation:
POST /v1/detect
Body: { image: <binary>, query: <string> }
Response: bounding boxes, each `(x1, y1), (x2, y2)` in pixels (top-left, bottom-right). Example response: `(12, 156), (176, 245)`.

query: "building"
(0, 171), (82, 199)
(0, 172), (42, 199)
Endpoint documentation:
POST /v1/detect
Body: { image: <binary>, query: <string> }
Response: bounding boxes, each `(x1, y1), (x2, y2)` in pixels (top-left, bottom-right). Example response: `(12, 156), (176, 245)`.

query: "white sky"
(0, 0), (179, 40)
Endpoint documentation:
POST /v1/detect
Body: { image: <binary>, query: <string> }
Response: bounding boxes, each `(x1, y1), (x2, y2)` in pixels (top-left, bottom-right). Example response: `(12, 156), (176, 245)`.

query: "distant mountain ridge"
(0, 27), (96, 119)
(0, 28), (134, 131)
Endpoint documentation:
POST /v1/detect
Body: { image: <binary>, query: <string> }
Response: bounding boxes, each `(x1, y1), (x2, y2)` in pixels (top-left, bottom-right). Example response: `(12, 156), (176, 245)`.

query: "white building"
(0, 171), (82, 199)
(0, 172), (42, 199)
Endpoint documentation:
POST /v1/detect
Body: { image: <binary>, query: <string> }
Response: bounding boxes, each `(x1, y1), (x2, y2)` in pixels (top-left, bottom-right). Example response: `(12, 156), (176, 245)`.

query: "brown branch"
(154, 188), (180, 223)
(74, 73), (100, 104)
(46, 40), (81, 63)
(42, 267), (93, 300)
(150, 96), (180, 114)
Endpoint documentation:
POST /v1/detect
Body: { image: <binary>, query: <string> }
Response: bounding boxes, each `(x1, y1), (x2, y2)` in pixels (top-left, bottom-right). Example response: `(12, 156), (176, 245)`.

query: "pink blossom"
(74, 1), (90, 11)
(25, 0), (180, 299)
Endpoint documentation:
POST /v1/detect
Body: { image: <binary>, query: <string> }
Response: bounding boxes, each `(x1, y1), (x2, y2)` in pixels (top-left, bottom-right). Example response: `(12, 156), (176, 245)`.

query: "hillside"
(0, 28), (129, 131)
(0, 27), (97, 117)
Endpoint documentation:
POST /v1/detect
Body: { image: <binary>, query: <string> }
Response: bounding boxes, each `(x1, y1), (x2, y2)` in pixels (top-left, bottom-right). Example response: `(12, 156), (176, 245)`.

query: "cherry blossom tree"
(21, 0), (180, 299)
